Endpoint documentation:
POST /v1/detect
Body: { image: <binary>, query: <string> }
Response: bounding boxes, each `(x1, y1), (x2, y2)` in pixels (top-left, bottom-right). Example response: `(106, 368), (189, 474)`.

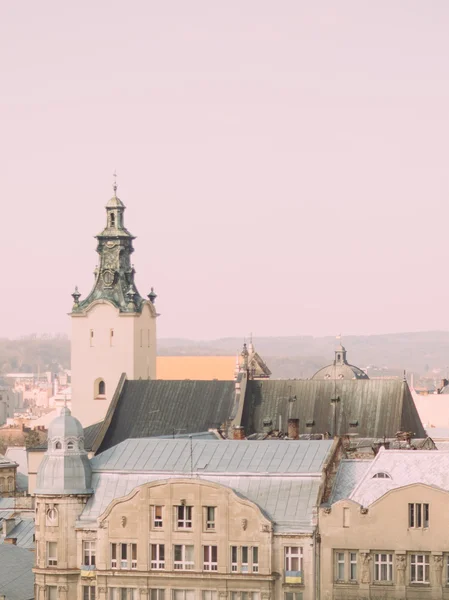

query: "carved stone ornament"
(38, 586), (47, 592)
(360, 552), (372, 584)
(360, 507), (368, 514)
(433, 555), (443, 568)
(58, 586), (68, 592)
(99, 520), (108, 529)
(139, 590), (149, 596)
(121, 516), (127, 527)
(261, 594), (271, 600)
(396, 555), (406, 570)
(241, 518), (248, 531)
(98, 588), (107, 593)
(261, 524), (271, 533)
(323, 507), (331, 514)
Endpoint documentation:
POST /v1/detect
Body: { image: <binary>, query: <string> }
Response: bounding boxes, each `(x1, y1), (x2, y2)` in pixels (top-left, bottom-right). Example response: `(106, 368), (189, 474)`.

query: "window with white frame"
(176, 505), (193, 528)
(252, 547), (259, 573)
(47, 541), (57, 566)
(150, 591), (165, 600)
(374, 553), (393, 582)
(205, 506), (216, 530)
(231, 546), (238, 572)
(242, 546), (249, 573)
(410, 554), (430, 583)
(83, 541), (96, 566)
(172, 591), (195, 600)
(153, 505), (163, 528)
(174, 545), (194, 570)
(285, 546), (303, 572)
(151, 544), (165, 569)
(110, 543), (137, 569)
(203, 545), (218, 571)
(83, 586), (96, 600)
(202, 592), (217, 600)
(334, 550), (357, 582)
(408, 503), (429, 528)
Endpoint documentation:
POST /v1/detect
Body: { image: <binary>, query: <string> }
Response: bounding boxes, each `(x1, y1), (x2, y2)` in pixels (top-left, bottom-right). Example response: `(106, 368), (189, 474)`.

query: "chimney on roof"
(288, 418), (299, 440)
(233, 426), (246, 440)
(3, 518), (15, 536)
(4, 537), (16, 545)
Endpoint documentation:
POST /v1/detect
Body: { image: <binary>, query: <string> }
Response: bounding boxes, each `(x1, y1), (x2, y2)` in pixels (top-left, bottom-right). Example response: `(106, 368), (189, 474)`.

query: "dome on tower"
(312, 343), (369, 380)
(105, 194), (125, 208)
(35, 406), (93, 495)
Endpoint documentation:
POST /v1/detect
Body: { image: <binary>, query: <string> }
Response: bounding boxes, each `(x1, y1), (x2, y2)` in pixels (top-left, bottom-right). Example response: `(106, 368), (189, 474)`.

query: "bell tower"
(70, 182), (157, 427)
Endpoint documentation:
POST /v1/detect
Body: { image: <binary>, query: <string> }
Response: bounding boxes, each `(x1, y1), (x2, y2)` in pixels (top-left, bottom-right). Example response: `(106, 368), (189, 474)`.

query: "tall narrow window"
(241, 546), (249, 573)
(111, 543), (117, 569)
(153, 505), (163, 528)
(83, 541), (96, 566)
(98, 380), (105, 396)
(150, 544), (165, 570)
(47, 541), (58, 566)
(110, 213), (115, 227)
(48, 587), (57, 600)
(83, 587), (96, 600)
(131, 543), (137, 569)
(336, 552), (345, 581)
(231, 546), (238, 572)
(205, 506), (216, 530)
(121, 543), (128, 569)
(252, 547), (259, 573)
(349, 552), (357, 580)
(176, 505), (193, 528)
(203, 545), (218, 571)
(150, 591), (165, 600)
(343, 507), (350, 528)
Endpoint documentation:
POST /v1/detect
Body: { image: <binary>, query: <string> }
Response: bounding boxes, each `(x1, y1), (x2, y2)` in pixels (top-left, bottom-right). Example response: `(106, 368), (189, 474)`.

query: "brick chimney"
(4, 537), (16, 545)
(233, 426), (246, 440)
(288, 418), (299, 440)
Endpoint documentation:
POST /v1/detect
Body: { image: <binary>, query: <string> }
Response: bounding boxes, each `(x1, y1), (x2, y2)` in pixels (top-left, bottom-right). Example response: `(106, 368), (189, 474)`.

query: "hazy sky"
(2, 1), (449, 340)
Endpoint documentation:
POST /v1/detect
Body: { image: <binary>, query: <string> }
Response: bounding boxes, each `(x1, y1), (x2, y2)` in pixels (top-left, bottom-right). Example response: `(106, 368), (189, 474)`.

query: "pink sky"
(1, 1), (449, 339)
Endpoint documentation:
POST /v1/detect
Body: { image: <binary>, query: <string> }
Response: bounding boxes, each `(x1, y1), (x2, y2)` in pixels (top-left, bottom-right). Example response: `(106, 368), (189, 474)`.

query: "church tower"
(70, 182), (157, 427)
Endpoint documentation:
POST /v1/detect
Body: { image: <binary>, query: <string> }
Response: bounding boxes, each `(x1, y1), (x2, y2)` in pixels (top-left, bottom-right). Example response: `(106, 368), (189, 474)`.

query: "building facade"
(34, 409), (337, 600)
(70, 184), (158, 427)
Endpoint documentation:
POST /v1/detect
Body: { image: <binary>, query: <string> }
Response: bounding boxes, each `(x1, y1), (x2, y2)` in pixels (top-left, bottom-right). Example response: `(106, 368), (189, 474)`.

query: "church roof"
(95, 379), (236, 453)
(242, 379), (425, 438)
(312, 363), (368, 380)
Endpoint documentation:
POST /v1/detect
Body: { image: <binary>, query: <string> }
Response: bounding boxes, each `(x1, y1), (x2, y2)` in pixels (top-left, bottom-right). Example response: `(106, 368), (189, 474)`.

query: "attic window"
(349, 420), (359, 427)
(55, 442), (62, 450)
(306, 419), (315, 427)
(372, 472), (391, 479)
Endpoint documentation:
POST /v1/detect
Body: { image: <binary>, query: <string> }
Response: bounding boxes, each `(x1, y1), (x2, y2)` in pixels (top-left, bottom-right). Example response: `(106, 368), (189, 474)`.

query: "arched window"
(372, 472), (391, 479)
(55, 441), (62, 450)
(99, 380), (105, 395)
(110, 213), (115, 227)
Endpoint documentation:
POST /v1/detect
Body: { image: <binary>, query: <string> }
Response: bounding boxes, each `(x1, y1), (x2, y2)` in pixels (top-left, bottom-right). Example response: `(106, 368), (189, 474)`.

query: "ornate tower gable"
(71, 183), (154, 315)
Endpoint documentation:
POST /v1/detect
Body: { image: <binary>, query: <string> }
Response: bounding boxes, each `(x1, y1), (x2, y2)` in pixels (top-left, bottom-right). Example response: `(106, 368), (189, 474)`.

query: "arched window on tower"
(110, 213), (115, 227)
(55, 441), (62, 450)
(99, 380), (105, 395)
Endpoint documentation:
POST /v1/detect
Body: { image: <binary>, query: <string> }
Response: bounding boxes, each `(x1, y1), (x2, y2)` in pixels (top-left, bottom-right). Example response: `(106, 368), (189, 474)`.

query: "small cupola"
(35, 406), (93, 495)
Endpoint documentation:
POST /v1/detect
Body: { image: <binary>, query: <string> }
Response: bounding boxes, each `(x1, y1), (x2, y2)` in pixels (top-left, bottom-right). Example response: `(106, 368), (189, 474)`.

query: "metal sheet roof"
(81, 439), (333, 532)
(1, 518), (35, 550)
(0, 544), (34, 600)
(244, 379), (425, 438)
(98, 380), (236, 453)
(329, 459), (372, 504)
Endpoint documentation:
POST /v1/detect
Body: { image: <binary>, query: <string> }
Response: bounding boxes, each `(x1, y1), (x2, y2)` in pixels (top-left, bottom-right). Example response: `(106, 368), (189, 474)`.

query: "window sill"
(94, 395), (106, 400)
(372, 581), (394, 586)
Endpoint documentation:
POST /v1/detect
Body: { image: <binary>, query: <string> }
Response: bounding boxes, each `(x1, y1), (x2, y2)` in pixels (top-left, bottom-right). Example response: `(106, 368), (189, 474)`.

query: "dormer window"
(55, 441), (62, 450)
(372, 472), (391, 479)
(67, 441), (74, 450)
(110, 213), (115, 227)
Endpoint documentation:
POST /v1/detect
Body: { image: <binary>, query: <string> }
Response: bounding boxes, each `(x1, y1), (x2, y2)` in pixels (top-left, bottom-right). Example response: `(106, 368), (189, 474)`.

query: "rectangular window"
(231, 546), (238, 572)
(202, 592), (217, 600)
(205, 506), (216, 530)
(48, 587), (57, 600)
(172, 591), (195, 600)
(284, 595), (302, 600)
(111, 543), (117, 569)
(109, 591), (134, 600)
(131, 543), (137, 569)
(374, 553), (393, 582)
(174, 545), (194, 570)
(241, 546), (249, 573)
(285, 546), (303, 572)
(83, 541), (96, 567)
(153, 505), (163, 528)
(349, 552), (357, 581)
(121, 543), (128, 569)
(252, 547), (259, 573)
(83, 587), (96, 600)
(150, 591), (165, 600)
(409, 503), (429, 528)
(336, 552), (345, 581)
(343, 507), (350, 528)
(151, 544), (165, 569)
(176, 505), (193, 528)
(47, 541), (57, 566)
(410, 554), (430, 583)
(203, 545), (218, 571)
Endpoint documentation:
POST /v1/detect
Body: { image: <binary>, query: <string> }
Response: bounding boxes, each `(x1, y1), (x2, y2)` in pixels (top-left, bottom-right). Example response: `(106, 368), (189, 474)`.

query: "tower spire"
(113, 169), (118, 196)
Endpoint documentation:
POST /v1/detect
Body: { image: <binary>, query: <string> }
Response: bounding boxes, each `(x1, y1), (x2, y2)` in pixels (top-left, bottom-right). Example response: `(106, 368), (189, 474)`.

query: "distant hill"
(2, 332), (449, 382)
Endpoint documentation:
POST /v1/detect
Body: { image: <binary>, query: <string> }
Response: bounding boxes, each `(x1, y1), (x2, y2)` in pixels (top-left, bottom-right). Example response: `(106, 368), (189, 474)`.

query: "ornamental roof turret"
(35, 405), (93, 495)
(71, 182), (149, 314)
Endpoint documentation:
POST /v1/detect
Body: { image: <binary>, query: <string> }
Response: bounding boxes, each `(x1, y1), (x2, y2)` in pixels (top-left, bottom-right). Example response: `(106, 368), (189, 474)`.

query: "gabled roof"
(80, 438), (334, 533)
(0, 518), (35, 549)
(96, 380), (236, 453)
(243, 379), (425, 438)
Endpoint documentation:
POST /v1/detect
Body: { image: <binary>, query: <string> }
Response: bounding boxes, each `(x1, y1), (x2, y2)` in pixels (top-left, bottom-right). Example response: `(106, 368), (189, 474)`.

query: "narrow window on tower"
(110, 329), (114, 346)
(98, 380), (106, 396)
(90, 330), (94, 347)
(110, 213), (115, 227)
